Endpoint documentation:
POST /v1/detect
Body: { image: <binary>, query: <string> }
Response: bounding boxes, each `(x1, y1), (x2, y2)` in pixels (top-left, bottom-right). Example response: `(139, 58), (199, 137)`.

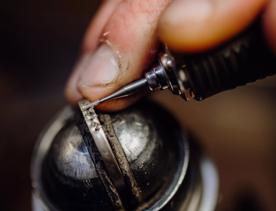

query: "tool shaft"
(88, 78), (148, 107)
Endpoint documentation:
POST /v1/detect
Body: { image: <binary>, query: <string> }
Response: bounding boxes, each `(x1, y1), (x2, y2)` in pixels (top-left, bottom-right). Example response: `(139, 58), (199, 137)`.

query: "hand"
(65, 0), (275, 111)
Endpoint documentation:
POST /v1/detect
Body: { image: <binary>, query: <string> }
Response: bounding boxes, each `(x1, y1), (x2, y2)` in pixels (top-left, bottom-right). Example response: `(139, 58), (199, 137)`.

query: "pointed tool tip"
(91, 99), (102, 107)
(82, 100), (101, 109)
(83, 78), (149, 108)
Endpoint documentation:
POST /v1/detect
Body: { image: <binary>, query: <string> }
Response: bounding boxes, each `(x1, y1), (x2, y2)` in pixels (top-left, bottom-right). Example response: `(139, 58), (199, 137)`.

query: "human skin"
(65, 0), (275, 111)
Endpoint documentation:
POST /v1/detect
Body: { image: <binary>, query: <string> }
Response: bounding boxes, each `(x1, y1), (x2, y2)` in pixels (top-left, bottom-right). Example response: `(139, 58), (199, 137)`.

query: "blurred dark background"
(0, 1), (275, 211)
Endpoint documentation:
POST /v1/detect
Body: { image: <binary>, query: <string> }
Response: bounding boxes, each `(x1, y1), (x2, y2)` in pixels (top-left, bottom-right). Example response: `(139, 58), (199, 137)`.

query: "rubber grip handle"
(177, 20), (276, 100)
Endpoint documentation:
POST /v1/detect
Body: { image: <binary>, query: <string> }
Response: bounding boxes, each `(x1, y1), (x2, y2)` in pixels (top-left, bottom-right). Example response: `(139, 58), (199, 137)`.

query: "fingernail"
(78, 44), (120, 88)
(163, 0), (214, 24)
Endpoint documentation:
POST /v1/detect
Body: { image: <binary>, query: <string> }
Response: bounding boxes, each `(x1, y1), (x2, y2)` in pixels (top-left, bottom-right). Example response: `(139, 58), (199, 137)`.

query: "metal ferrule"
(146, 50), (196, 101)
(145, 65), (168, 91)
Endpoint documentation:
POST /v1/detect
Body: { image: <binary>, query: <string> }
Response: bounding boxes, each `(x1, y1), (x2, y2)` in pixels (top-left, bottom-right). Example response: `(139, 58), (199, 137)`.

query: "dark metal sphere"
(31, 101), (218, 211)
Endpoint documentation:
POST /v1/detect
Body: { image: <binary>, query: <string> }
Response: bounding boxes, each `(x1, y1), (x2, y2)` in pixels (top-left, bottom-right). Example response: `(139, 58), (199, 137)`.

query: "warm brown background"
(0, 1), (275, 211)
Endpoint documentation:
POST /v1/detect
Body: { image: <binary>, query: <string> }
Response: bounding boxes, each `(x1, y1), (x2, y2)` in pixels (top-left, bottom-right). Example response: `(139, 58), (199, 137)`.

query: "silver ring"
(78, 100), (126, 194)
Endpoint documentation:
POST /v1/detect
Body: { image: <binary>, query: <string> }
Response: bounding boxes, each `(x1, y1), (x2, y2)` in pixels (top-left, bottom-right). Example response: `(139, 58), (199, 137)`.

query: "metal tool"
(90, 20), (276, 107)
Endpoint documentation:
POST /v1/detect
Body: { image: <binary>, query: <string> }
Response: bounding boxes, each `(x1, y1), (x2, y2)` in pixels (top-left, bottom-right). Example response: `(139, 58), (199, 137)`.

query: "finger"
(65, 0), (122, 103)
(75, 0), (171, 111)
(158, 0), (268, 52)
(264, 0), (276, 53)
(82, 0), (123, 53)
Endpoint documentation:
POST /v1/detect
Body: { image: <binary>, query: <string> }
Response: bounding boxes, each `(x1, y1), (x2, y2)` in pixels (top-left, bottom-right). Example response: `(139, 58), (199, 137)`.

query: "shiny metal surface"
(106, 102), (190, 210)
(32, 101), (219, 211)
(112, 111), (158, 164)
(32, 107), (116, 211)
(31, 107), (74, 211)
(53, 125), (97, 180)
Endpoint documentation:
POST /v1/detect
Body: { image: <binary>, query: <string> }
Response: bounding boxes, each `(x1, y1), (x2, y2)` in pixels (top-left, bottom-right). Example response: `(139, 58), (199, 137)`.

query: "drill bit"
(83, 53), (176, 109)
(84, 78), (148, 108)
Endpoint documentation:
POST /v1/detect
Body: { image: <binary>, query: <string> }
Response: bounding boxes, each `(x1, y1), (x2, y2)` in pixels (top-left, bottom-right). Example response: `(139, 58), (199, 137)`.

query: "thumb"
(158, 0), (267, 52)
(66, 0), (171, 111)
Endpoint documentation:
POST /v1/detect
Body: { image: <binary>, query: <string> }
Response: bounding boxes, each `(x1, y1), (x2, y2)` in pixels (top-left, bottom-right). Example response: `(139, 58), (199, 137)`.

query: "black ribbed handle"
(177, 20), (276, 100)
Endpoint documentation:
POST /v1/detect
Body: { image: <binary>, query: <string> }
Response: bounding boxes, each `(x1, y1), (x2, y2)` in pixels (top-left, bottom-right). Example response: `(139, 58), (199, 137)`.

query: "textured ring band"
(78, 100), (126, 194)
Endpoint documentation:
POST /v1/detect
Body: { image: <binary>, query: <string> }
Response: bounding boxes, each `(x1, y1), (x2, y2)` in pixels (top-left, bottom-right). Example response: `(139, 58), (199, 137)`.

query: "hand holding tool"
(89, 19), (276, 107)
